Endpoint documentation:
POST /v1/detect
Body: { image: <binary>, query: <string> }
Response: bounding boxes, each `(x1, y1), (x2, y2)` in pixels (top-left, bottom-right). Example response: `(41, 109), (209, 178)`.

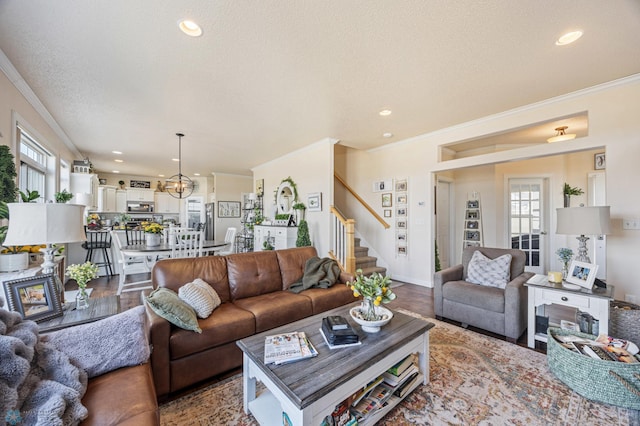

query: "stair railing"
(334, 173), (390, 229)
(329, 206), (356, 274)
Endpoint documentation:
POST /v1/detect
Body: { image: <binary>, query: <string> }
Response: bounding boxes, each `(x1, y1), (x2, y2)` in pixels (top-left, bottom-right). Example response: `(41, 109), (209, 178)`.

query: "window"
(18, 128), (49, 200)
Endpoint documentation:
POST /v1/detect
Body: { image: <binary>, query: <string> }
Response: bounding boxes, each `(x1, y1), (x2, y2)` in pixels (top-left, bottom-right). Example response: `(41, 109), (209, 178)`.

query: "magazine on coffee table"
(264, 331), (318, 365)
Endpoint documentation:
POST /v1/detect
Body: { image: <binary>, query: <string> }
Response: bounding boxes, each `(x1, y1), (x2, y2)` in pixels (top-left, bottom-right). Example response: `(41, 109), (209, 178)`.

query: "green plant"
(19, 189), (40, 202)
(275, 214), (290, 220)
(0, 145), (18, 248)
(66, 261), (99, 290)
(563, 183), (584, 196)
(55, 189), (74, 203)
(292, 202), (306, 210)
(263, 240), (274, 250)
(296, 219), (311, 247)
(347, 269), (396, 306)
(274, 176), (299, 204)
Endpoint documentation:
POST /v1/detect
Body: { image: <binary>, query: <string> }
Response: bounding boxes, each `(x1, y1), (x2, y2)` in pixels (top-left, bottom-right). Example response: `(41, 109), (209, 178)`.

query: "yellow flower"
(374, 298), (381, 306)
(353, 291), (360, 297)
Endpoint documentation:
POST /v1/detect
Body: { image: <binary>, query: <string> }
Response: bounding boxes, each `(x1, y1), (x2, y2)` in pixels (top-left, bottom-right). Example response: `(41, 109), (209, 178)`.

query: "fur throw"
(0, 298), (88, 425)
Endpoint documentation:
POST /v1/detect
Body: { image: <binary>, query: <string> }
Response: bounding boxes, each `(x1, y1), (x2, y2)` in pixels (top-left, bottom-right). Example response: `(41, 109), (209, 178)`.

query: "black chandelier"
(165, 132), (194, 199)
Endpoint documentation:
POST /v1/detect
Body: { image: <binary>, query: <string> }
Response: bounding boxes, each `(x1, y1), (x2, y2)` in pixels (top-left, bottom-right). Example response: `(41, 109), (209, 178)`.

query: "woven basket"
(547, 327), (640, 410)
(610, 300), (640, 346)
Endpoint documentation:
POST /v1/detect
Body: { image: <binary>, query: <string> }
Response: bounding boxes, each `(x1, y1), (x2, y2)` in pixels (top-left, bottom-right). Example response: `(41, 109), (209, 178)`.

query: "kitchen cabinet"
(115, 190), (127, 212)
(254, 225), (297, 251)
(97, 185), (117, 212)
(126, 188), (155, 202)
(70, 173), (99, 210)
(154, 192), (180, 213)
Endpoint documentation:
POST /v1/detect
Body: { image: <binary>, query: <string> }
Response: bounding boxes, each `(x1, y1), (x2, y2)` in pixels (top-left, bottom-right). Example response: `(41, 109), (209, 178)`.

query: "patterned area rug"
(160, 310), (640, 425)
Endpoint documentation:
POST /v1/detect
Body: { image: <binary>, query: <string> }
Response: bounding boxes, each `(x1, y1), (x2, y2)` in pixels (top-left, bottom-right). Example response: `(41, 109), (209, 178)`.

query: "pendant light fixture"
(547, 126), (576, 143)
(165, 132), (194, 199)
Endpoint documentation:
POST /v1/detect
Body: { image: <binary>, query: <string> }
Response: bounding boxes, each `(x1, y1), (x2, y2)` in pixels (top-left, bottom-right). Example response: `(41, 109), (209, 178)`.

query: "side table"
(525, 278), (614, 348)
(38, 295), (120, 333)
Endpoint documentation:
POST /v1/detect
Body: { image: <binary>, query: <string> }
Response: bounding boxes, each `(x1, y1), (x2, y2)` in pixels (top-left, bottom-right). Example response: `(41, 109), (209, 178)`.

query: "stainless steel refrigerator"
(205, 202), (215, 240)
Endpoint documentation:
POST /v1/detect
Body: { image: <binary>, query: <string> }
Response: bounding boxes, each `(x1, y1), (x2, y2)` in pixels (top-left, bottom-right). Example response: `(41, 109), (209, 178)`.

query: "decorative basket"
(610, 300), (640, 346)
(547, 327), (640, 410)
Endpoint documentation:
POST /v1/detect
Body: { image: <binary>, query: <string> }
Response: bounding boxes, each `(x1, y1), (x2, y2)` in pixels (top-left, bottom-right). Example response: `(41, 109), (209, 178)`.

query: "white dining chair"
(110, 230), (154, 295)
(216, 227), (237, 256)
(170, 228), (204, 258)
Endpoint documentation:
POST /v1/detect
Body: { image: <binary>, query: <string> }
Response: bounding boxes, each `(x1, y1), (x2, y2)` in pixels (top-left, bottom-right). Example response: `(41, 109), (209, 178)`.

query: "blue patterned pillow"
(466, 250), (512, 289)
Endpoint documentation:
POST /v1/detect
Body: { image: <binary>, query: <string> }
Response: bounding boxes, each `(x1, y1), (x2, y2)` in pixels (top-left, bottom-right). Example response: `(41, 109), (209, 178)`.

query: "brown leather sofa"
(146, 247), (355, 399)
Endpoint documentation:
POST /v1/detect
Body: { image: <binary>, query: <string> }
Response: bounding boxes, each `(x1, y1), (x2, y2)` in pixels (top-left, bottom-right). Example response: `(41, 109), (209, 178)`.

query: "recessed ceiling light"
(555, 30), (583, 46)
(158, 174), (165, 178)
(383, 132), (393, 138)
(114, 159), (123, 163)
(379, 109), (392, 116)
(178, 19), (203, 37)
(547, 126), (576, 143)
(193, 173), (200, 176)
(172, 158), (180, 162)
(112, 170), (120, 173)
(112, 150), (122, 155)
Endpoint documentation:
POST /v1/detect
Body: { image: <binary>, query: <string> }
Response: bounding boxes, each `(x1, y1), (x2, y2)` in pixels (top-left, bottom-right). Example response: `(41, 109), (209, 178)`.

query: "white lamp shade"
(556, 206), (611, 236)
(73, 193), (93, 206)
(3, 203), (87, 246)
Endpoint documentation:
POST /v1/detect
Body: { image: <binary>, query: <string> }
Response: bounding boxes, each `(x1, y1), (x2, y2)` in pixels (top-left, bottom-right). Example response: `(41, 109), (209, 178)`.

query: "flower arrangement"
(66, 261), (99, 290)
(144, 223), (164, 234)
(347, 270), (396, 321)
(556, 247), (574, 264)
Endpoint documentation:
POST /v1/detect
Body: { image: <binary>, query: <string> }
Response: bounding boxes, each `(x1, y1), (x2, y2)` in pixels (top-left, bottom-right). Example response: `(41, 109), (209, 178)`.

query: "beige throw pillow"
(178, 278), (221, 318)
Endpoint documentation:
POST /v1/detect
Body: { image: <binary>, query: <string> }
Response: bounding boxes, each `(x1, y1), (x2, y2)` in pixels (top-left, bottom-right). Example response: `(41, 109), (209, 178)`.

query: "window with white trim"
(18, 128), (49, 200)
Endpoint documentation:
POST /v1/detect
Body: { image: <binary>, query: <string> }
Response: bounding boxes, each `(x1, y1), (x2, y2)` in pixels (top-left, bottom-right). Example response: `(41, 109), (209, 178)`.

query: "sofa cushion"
(146, 287), (202, 333)
(466, 250), (512, 289)
(227, 251), (283, 300)
(276, 246), (318, 289)
(301, 284), (357, 314)
(178, 278), (222, 318)
(44, 305), (150, 378)
(152, 256), (232, 302)
(442, 280), (505, 313)
(233, 291), (313, 332)
(169, 302), (255, 359)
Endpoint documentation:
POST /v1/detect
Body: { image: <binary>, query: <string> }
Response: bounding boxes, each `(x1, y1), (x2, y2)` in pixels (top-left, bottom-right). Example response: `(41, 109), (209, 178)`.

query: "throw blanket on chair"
(289, 256), (341, 293)
(0, 299), (88, 425)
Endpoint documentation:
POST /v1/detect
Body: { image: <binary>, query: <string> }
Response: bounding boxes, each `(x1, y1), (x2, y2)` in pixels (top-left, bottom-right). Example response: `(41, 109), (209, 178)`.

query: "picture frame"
(395, 179), (407, 192)
(396, 194), (407, 205)
(218, 201), (241, 218)
(466, 210), (479, 220)
(307, 192), (322, 212)
(594, 152), (606, 170)
(373, 179), (393, 193)
(3, 274), (63, 322)
(396, 219), (407, 229)
(381, 193), (392, 207)
(467, 200), (479, 209)
(396, 231), (407, 242)
(255, 179), (264, 196)
(396, 207), (407, 217)
(566, 260), (599, 289)
(397, 246), (407, 257)
(383, 209), (392, 218)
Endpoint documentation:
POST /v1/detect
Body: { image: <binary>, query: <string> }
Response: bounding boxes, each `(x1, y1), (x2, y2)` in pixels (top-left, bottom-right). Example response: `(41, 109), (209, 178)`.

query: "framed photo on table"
(3, 274), (63, 322)
(566, 260), (599, 289)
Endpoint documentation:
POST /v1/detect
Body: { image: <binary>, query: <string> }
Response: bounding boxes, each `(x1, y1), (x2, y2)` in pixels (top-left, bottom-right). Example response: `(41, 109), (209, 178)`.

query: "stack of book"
(320, 315), (360, 348)
(263, 331), (318, 365)
(381, 354), (421, 398)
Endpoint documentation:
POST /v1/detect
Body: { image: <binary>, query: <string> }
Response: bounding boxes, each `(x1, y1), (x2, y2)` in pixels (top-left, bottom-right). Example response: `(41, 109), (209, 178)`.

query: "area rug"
(160, 310), (640, 425)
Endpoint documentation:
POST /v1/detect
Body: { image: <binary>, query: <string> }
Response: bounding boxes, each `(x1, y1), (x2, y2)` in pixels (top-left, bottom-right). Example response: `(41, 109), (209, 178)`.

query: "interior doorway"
(435, 178), (453, 270)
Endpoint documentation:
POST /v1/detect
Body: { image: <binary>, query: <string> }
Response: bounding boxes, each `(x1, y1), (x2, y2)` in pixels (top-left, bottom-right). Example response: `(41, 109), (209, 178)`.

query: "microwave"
(127, 202), (154, 213)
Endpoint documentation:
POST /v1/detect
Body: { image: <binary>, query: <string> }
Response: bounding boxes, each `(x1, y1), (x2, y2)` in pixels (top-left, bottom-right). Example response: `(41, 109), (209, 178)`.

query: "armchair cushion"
(466, 250), (512, 289)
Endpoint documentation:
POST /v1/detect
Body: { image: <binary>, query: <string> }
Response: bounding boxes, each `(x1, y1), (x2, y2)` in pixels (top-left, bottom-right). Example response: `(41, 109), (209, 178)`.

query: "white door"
(436, 179), (453, 270)
(508, 178), (547, 274)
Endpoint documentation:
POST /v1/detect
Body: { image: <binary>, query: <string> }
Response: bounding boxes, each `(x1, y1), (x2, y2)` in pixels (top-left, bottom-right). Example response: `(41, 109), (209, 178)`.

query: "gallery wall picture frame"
(396, 207), (407, 217)
(594, 153), (606, 170)
(383, 209), (392, 218)
(396, 219), (407, 229)
(381, 193), (392, 207)
(566, 260), (599, 289)
(397, 246), (407, 257)
(396, 194), (407, 205)
(396, 231), (407, 242)
(373, 179), (393, 193)
(307, 192), (322, 212)
(395, 179), (407, 192)
(4, 274), (63, 322)
(255, 179), (264, 196)
(218, 201), (241, 218)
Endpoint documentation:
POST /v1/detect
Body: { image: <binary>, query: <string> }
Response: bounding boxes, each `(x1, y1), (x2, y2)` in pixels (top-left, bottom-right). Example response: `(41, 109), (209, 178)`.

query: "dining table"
(121, 239), (229, 259)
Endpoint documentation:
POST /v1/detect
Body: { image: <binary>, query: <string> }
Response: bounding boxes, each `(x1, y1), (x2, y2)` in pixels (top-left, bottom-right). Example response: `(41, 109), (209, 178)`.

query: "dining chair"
(110, 230), (154, 295)
(170, 228), (204, 258)
(216, 227), (237, 256)
(82, 227), (114, 278)
(125, 223), (146, 245)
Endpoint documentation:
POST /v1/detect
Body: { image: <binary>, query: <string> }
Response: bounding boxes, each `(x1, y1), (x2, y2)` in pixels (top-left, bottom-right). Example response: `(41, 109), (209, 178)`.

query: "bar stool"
(82, 227), (114, 277)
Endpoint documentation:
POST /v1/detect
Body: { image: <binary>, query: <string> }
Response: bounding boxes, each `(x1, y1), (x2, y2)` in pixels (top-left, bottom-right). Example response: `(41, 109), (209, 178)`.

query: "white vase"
(0, 252), (30, 272)
(146, 233), (161, 247)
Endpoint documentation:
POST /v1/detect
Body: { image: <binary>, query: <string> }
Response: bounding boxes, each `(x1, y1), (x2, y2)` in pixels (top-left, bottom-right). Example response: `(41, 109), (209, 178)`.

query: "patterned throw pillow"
(178, 278), (222, 319)
(466, 250), (512, 289)
(146, 287), (202, 333)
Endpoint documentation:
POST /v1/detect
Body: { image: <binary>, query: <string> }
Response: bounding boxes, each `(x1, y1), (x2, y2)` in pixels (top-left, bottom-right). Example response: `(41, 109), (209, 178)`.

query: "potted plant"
(347, 270), (396, 332)
(563, 183), (584, 207)
(292, 201), (306, 224)
(0, 146), (28, 272)
(55, 189), (74, 203)
(143, 222), (164, 246)
(66, 261), (99, 310)
(296, 219), (311, 247)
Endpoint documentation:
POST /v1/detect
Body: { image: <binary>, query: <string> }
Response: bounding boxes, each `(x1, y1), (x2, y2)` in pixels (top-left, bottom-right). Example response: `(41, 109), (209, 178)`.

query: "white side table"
(525, 279), (614, 348)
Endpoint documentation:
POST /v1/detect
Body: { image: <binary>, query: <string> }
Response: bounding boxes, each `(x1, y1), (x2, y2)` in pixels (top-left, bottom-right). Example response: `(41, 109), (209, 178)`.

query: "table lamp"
(4, 202), (87, 275)
(556, 206), (611, 263)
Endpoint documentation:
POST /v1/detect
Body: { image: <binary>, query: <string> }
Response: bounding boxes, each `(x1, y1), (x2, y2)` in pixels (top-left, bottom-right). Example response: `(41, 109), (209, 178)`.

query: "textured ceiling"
(0, 1), (639, 177)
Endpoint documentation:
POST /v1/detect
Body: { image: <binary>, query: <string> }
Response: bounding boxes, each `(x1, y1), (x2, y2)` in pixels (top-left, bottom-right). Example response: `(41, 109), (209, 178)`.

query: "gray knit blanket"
(0, 299), (88, 426)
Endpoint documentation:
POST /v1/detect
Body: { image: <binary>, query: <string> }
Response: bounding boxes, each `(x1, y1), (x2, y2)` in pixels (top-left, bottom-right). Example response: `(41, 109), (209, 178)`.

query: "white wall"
(213, 173), (252, 241)
(252, 138), (336, 256)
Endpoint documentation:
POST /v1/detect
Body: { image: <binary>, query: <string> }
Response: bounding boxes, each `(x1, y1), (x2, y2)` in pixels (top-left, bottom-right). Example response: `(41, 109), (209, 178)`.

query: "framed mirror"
(277, 181), (294, 214)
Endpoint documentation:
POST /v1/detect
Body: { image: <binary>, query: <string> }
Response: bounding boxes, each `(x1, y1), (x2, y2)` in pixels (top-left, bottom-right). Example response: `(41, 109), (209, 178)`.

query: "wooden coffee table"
(38, 295), (120, 333)
(237, 303), (434, 425)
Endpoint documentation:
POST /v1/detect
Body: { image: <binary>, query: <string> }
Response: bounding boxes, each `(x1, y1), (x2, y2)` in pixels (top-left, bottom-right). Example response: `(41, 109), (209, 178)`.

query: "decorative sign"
(130, 180), (151, 188)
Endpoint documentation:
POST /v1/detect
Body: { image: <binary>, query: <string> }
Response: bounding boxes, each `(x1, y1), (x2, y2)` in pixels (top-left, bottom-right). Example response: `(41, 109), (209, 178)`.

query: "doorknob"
(540, 231), (547, 235)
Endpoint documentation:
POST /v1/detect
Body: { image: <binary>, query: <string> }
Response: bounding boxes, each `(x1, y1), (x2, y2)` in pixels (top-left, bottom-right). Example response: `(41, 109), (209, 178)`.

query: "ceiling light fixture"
(165, 132), (194, 199)
(547, 126), (576, 143)
(383, 132), (393, 138)
(114, 159), (123, 163)
(112, 170), (120, 173)
(555, 30), (583, 46)
(178, 19), (203, 37)
(112, 150), (122, 155)
(379, 109), (392, 116)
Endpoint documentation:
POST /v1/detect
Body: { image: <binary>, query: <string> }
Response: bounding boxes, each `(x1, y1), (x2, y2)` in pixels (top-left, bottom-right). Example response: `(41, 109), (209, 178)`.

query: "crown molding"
(0, 48), (81, 157)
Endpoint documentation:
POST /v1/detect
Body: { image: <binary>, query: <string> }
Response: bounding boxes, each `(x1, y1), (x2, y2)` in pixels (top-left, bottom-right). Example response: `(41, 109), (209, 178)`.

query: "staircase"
(354, 237), (387, 276)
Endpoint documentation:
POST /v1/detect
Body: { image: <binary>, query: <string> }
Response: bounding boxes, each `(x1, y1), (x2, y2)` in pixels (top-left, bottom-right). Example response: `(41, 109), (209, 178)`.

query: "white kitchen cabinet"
(154, 192), (180, 213)
(70, 173), (99, 210)
(254, 225), (297, 251)
(126, 188), (155, 202)
(115, 190), (127, 212)
(97, 185), (117, 212)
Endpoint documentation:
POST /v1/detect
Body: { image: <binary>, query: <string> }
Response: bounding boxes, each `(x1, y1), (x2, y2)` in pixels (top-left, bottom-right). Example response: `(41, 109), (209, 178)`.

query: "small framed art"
(383, 209), (392, 218)
(307, 193), (322, 212)
(382, 193), (392, 207)
(3, 274), (63, 322)
(219, 201), (241, 218)
(566, 260), (599, 289)
(594, 153), (605, 170)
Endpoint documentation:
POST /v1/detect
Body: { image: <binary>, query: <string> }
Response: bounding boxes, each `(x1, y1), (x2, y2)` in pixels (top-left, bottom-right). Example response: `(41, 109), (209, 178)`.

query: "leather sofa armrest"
(145, 302), (171, 399)
(433, 264), (463, 316)
(339, 271), (355, 284)
(504, 271), (534, 340)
